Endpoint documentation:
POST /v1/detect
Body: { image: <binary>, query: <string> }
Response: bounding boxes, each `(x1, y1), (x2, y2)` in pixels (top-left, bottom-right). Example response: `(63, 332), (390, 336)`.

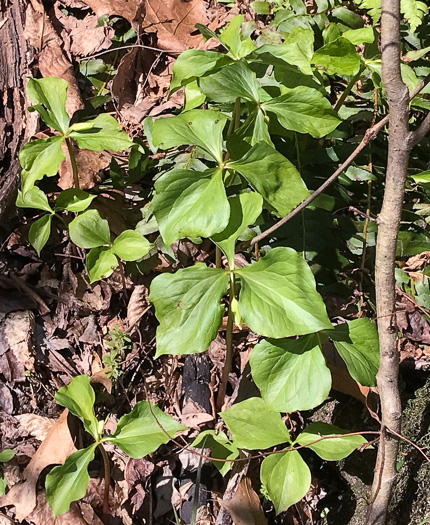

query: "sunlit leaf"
(27, 77), (70, 134)
(29, 214), (52, 255)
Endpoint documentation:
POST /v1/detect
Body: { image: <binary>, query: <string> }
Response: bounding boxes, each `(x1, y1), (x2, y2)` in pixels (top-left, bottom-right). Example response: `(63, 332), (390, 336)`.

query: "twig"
(250, 73), (430, 247)
(98, 443), (111, 521)
(85, 44), (183, 61)
(387, 426), (430, 463)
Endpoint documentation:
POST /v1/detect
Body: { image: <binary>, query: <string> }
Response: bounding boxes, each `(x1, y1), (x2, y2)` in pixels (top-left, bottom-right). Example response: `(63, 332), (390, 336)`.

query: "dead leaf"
(24, 0), (84, 117)
(79, 0), (145, 25)
(0, 411), (77, 521)
(219, 477), (267, 525)
(127, 284), (150, 330)
(125, 458), (154, 511)
(142, 0), (213, 50)
(0, 381), (14, 414)
(54, 7), (114, 57)
(3, 310), (35, 376)
(403, 251), (430, 271)
(58, 142), (111, 190)
(16, 414), (56, 441)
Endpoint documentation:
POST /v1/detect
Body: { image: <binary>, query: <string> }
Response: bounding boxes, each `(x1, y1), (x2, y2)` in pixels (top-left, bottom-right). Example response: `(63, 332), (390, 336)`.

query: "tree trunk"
(366, 0), (414, 522)
(0, 0), (37, 222)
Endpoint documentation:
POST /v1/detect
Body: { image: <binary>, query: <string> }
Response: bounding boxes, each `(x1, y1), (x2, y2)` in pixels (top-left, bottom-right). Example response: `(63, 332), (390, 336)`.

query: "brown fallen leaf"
(143, 0), (214, 50)
(24, 0), (84, 117)
(0, 410), (77, 521)
(220, 477), (267, 525)
(3, 310), (35, 378)
(58, 142), (111, 190)
(16, 414), (56, 442)
(79, 0), (145, 25)
(127, 284), (150, 330)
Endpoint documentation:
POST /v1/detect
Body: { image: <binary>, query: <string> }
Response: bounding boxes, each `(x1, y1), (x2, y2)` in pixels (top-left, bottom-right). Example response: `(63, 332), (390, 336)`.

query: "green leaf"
(220, 14), (244, 59)
(29, 214), (53, 255)
(212, 192), (263, 267)
(192, 430), (239, 476)
(69, 209), (111, 248)
(27, 77), (70, 134)
(55, 189), (96, 212)
(185, 80), (207, 110)
(69, 114), (133, 152)
(328, 318), (380, 386)
(111, 230), (151, 261)
(236, 247), (332, 338)
(342, 27), (375, 45)
(261, 451), (311, 514)
(16, 186), (53, 213)
(352, 0), (381, 21)
(221, 397), (290, 450)
(108, 401), (186, 458)
(45, 443), (97, 517)
(200, 59), (260, 103)
(227, 142), (309, 217)
(170, 49), (232, 92)
(401, 0), (427, 32)
(149, 264), (229, 358)
(20, 136), (66, 193)
(0, 449), (15, 462)
(86, 246), (118, 283)
(262, 86), (341, 138)
(152, 110), (229, 164)
(312, 37), (362, 76)
(152, 169), (230, 246)
(251, 1), (271, 14)
(55, 375), (99, 439)
(295, 422), (367, 460)
(250, 335), (331, 412)
(0, 477), (7, 497)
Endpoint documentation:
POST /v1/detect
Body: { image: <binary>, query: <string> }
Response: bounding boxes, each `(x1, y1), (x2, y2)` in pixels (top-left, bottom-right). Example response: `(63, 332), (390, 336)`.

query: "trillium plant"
(17, 6), (416, 516)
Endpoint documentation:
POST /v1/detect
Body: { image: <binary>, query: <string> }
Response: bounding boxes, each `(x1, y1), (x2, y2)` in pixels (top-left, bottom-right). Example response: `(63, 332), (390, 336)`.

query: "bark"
(366, 0), (414, 522)
(0, 0), (37, 222)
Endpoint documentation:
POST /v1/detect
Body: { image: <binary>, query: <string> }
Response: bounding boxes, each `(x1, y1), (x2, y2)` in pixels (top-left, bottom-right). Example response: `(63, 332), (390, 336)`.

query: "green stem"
(334, 64), (365, 113)
(216, 246), (222, 268)
(98, 443), (110, 520)
(216, 271), (235, 412)
(66, 138), (80, 189)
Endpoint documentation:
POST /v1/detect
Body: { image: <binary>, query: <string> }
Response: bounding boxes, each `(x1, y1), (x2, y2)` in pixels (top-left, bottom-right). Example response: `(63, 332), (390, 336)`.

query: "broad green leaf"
(251, 1), (271, 13)
(212, 192), (263, 267)
(170, 50), (232, 92)
(149, 264), (229, 358)
(185, 80), (206, 111)
(152, 110), (229, 164)
(342, 27), (375, 45)
(295, 422), (367, 460)
(200, 59), (260, 103)
(55, 189), (96, 212)
(261, 451), (311, 514)
(16, 186), (53, 213)
(192, 430), (239, 476)
(227, 142), (309, 217)
(108, 401), (186, 458)
(0, 477), (7, 497)
(27, 77), (70, 134)
(328, 318), (380, 386)
(111, 230), (151, 261)
(220, 14), (244, 59)
(55, 375), (99, 439)
(69, 114), (133, 152)
(0, 450), (15, 462)
(29, 214), (52, 255)
(86, 246), (118, 283)
(152, 169), (230, 246)
(262, 86), (341, 138)
(250, 335), (331, 412)
(220, 397), (290, 450)
(403, 45), (430, 62)
(69, 209), (111, 248)
(45, 443), (97, 517)
(20, 136), (66, 193)
(312, 37), (362, 76)
(236, 247), (332, 338)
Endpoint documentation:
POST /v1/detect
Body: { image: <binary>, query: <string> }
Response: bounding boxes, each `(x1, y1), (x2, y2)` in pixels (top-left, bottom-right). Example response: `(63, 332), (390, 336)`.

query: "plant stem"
(98, 443), (111, 520)
(215, 246), (222, 268)
(216, 272), (235, 412)
(334, 64), (365, 113)
(66, 138), (80, 189)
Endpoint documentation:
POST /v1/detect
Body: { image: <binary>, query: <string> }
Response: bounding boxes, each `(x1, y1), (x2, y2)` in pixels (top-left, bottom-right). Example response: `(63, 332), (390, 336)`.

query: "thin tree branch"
(411, 112), (430, 147)
(250, 73), (430, 247)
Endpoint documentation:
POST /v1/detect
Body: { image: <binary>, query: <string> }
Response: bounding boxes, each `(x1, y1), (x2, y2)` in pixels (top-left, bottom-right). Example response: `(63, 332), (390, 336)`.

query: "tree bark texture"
(0, 0), (37, 222)
(366, 0), (414, 522)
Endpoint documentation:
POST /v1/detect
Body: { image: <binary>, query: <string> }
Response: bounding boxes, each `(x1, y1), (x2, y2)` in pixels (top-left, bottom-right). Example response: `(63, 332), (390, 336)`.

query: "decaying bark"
(0, 0), (37, 222)
(367, 0), (430, 523)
